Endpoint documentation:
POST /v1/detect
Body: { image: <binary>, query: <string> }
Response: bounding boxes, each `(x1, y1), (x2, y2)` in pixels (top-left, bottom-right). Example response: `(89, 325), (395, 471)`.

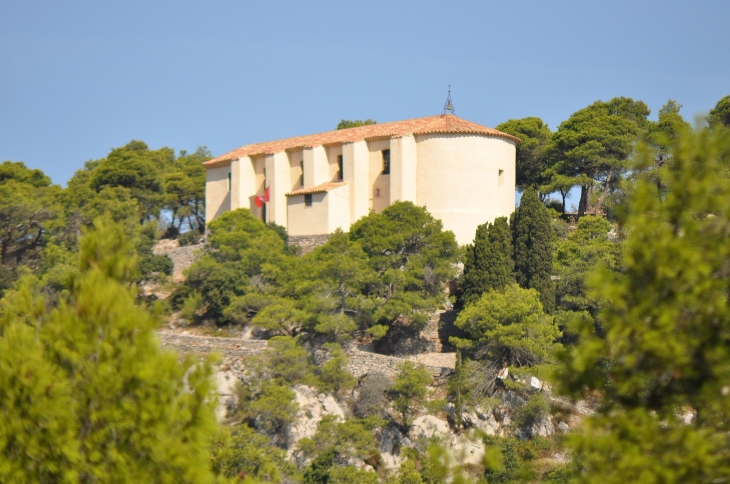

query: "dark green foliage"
(163, 146), (209, 232)
(319, 342), (356, 394)
(495, 117), (552, 189)
(178, 209), (292, 322)
(708, 94), (730, 128)
(266, 221), (288, 245)
(298, 415), (383, 464)
(513, 393), (550, 429)
(454, 284), (560, 366)
(554, 215), (621, 323)
(138, 253), (173, 279)
(556, 125), (730, 481)
(350, 201), (459, 329)
(390, 361), (433, 427)
(303, 448), (336, 484)
(483, 437), (520, 483)
(512, 187), (555, 313)
(547, 97), (650, 215)
(211, 424), (298, 482)
(182, 256), (249, 320)
(0, 160), (51, 187)
(178, 229), (202, 246)
(0, 217), (218, 482)
(207, 209), (287, 270)
(336, 119), (377, 129)
(461, 217), (513, 306)
(233, 338), (319, 443)
(89, 140), (167, 222)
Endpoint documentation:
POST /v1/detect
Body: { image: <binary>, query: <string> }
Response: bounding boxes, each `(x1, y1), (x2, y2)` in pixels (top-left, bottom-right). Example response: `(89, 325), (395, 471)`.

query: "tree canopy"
(460, 216), (513, 306)
(495, 117), (552, 189)
(512, 187), (555, 313)
(0, 217), (218, 483)
(547, 97), (650, 214)
(556, 124), (730, 482)
(336, 119), (377, 130)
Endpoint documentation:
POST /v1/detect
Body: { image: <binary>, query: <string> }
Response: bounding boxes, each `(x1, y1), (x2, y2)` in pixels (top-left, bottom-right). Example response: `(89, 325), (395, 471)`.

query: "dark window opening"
(337, 155), (344, 180)
(300, 161), (304, 186)
(381, 149), (390, 175)
(228, 172), (232, 191)
(304, 194), (313, 207)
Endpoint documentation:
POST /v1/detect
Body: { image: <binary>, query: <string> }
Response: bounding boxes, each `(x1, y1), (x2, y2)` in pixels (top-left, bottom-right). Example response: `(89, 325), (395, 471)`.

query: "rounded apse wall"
(415, 133), (516, 245)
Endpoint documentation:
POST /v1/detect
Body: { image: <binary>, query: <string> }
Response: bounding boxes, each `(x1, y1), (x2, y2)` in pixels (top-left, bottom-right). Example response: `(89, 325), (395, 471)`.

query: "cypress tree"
(461, 217), (513, 306)
(512, 187), (555, 313)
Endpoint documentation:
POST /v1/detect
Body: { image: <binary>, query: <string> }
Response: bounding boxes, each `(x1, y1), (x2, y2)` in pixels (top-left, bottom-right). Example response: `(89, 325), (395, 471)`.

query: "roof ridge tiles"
(204, 115), (519, 168)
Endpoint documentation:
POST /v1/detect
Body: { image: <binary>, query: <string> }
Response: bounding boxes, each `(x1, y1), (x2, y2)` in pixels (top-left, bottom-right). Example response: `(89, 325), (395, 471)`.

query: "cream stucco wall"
(326, 145), (344, 182)
(343, 140), (369, 223)
(327, 184), (350, 231)
(231, 155), (257, 212)
(286, 185), (351, 237)
(265, 152), (289, 228)
(390, 134), (417, 204)
(288, 150), (304, 192)
(368, 139), (391, 213)
(287, 192), (328, 236)
(205, 165), (231, 224)
(303, 145), (329, 188)
(415, 133), (516, 245)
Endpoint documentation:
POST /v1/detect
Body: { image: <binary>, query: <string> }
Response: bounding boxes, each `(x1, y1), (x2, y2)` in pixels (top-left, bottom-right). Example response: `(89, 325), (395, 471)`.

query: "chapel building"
(204, 114), (518, 245)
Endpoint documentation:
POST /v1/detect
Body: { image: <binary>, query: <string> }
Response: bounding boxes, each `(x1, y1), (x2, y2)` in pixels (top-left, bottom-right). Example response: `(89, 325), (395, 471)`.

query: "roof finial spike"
(442, 84), (456, 115)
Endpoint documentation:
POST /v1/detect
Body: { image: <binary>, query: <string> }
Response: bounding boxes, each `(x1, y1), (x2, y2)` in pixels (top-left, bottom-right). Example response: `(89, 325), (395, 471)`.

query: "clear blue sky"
(2, 0), (729, 203)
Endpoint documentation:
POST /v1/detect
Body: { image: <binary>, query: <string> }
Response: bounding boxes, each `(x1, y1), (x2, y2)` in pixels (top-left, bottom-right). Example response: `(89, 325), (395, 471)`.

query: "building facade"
(204, 114), (518, 245)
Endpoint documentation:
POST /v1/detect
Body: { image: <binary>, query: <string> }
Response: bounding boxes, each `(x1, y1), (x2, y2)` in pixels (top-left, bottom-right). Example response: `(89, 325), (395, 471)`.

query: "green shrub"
(514, 393), (550, 429)
(391, 361), (433, 427)
(138, 253), (173, 279)
(319, 343), (356, 394)
(178, 230), (202, 246)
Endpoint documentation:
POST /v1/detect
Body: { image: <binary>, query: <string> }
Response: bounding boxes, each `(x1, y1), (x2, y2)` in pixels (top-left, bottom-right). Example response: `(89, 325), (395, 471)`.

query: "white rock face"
(288, 385), (346, 446)
(449, 433), (486, 467)
(462, 406), (500, 436)
(523, 415), (555, 438)
(410, 415), (451, 440)
(529, 377), (542, 389)
(215, 370), (238, 421)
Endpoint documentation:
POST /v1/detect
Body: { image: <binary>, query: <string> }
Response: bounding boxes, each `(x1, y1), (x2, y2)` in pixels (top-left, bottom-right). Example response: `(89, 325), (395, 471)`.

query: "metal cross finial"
(443, 84), (455, 115)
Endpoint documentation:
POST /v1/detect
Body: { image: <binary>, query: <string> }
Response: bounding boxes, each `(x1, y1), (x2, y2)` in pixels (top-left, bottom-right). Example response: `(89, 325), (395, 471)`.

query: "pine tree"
(0, 217), (218, 483)
(461, 217), (513, 305)
(512, 187), (555, 313)
(556, 125), (730, 481)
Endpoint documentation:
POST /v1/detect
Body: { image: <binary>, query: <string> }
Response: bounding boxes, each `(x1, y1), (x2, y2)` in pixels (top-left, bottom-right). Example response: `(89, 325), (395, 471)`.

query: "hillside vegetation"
(0, 96), (729, 482)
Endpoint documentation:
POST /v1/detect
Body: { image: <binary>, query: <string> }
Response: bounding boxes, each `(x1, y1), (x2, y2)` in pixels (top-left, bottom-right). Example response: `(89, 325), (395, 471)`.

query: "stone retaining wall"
(153, 240), (206, 280)
(288, 234), (331, 255)
(158, 331), (453, 380)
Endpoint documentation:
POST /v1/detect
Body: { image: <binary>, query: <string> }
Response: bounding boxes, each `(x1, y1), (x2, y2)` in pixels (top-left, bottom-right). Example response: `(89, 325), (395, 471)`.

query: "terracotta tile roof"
(286, 181), (347, 196)
(204, 114), (520, 168)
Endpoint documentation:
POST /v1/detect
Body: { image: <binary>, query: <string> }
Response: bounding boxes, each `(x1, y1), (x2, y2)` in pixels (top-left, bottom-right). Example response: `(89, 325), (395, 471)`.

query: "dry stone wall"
(287, 234), (330, 254)
(153, 240), (206, 280)
(158, 331), (454, 380)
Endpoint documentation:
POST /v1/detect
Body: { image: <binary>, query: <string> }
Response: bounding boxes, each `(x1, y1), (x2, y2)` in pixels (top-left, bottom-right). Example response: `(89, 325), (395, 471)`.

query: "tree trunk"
(578, 185), (591, 215)
(593, 168), (614, 215)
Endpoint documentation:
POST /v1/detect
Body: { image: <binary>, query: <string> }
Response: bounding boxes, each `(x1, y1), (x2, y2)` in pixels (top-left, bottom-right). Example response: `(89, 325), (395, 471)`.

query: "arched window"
(374, 187), (381, 198)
